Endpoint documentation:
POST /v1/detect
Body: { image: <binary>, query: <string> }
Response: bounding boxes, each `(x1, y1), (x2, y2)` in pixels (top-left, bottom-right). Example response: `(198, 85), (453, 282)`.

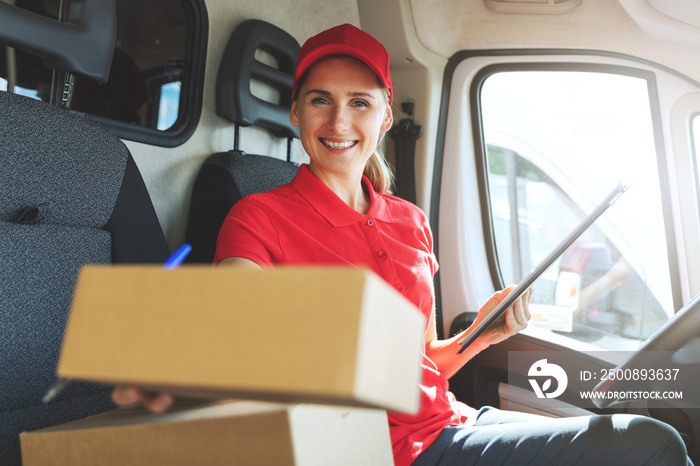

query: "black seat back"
(185, 19), (301, 263)
(0, 91), (169, 465)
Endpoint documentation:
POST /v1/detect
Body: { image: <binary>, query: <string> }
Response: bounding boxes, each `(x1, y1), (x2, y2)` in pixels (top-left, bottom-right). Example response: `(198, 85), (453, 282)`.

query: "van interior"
(3, 0), (700, 464)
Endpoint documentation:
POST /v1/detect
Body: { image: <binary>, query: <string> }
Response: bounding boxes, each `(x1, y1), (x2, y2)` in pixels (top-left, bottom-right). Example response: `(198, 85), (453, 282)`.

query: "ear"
(290, 101), (300, 127)
(380, 105), (393, 132)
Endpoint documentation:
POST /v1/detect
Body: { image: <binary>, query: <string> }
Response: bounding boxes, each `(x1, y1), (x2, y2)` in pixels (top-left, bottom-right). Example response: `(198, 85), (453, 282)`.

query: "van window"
(0, 0), (206, 146)
(480, 70), (673, 350)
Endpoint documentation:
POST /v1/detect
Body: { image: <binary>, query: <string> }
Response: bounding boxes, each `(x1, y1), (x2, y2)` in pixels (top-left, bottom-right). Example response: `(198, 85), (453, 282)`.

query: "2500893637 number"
(598, 368), (680, 381)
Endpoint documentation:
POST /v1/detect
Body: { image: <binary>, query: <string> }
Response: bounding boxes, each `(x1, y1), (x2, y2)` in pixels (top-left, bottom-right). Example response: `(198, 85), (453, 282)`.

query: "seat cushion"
(0, 221), (115, 464)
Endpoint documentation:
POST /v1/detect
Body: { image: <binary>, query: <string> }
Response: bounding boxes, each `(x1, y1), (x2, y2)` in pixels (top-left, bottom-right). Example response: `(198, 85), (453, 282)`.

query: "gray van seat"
(0, 90), (170, 465)
(185, 19), (300, 264)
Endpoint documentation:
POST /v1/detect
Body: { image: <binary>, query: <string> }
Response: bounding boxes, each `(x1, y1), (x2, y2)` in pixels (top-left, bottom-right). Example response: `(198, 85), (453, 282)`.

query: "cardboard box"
(20, 400), (393, 465)
(56, 265), (424, 413)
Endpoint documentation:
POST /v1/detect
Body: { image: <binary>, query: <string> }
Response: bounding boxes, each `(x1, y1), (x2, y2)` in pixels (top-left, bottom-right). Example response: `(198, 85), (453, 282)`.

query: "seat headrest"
(215, 19), (299, 140)
(0, 0), (116, 82)
(0, 91), (127, 228)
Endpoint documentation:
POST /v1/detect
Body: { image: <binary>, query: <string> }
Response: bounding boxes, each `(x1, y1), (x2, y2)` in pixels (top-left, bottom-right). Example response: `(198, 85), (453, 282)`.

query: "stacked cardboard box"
(21, 400), (393, 466)
(21, 266), (424, 464)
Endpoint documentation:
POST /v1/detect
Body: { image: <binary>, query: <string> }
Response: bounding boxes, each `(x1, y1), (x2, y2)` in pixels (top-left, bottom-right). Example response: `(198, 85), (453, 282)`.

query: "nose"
(326, 105), (350, 132)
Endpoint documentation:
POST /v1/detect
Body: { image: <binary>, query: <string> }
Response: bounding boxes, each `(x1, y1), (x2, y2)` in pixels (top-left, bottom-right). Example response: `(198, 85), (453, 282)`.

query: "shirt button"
(378, 251), (387, 259)
(366, 219), (375, 227)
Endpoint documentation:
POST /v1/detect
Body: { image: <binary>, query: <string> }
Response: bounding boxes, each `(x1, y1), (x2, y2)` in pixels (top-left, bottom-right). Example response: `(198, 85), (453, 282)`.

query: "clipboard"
(456, 182), (630, 353)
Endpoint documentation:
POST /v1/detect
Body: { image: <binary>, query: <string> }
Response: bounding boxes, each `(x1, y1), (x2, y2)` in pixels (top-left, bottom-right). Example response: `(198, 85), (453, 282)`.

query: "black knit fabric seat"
(185, 19), (301, 264)
(0, 91), (170, 465)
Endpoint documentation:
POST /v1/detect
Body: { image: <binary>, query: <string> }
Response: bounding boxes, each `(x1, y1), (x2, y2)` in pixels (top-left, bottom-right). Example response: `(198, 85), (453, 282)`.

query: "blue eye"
(352, 100), (370, 108)
(311, 97), (329, 105)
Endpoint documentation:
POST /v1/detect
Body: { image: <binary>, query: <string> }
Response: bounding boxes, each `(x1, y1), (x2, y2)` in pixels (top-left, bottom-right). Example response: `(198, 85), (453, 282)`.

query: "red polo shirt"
(214, 164), (476, 465)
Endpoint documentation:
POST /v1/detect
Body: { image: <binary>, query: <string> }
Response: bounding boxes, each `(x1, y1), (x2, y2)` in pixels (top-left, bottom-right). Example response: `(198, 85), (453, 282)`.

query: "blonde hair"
(364, 85), (394, 195)
(364, 149), (394, 195)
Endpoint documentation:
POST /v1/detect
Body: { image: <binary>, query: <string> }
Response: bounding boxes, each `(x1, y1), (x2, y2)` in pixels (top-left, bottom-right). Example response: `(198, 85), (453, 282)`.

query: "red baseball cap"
(293, 23), (393, 104)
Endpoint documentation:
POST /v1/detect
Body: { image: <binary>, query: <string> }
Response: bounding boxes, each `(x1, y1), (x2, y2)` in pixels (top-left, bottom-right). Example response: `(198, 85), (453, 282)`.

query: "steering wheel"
(591, 292), (700, 408)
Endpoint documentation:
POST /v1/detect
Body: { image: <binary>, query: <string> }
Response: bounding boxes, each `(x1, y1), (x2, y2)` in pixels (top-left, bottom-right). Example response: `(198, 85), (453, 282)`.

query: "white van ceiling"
(649, 0), (700, 28)
(409, 0), (700, 83)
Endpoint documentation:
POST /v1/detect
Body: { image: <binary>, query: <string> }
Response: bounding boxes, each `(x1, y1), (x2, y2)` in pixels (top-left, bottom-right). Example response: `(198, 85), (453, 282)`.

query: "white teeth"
(322, 139), (356, 149)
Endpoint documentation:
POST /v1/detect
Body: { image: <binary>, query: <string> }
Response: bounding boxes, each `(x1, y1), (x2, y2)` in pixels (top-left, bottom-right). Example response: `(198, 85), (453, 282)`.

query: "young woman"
(115, 23), (691, 466)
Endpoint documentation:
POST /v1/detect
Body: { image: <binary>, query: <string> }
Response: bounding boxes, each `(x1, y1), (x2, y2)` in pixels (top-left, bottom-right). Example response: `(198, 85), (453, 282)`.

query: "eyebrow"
(305, 89), (377, 100)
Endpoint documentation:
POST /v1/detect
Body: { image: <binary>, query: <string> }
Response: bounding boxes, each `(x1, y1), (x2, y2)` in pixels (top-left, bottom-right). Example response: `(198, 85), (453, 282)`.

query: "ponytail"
(364, 149), (394, 195)
(364, 83), (394, 195)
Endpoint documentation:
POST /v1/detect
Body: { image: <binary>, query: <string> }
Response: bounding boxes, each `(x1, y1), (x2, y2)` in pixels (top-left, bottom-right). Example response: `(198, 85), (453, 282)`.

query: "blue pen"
(42, 244), (193, 403)
(164, 243), (192, 269)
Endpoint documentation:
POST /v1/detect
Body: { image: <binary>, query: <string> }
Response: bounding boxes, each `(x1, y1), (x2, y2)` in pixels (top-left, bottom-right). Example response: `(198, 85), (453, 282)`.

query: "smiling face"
(290, 56), (393, 186)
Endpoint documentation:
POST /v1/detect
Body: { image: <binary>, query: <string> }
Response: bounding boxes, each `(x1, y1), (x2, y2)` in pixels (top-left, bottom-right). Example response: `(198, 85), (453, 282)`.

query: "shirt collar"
(292, 164), (395, 227)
